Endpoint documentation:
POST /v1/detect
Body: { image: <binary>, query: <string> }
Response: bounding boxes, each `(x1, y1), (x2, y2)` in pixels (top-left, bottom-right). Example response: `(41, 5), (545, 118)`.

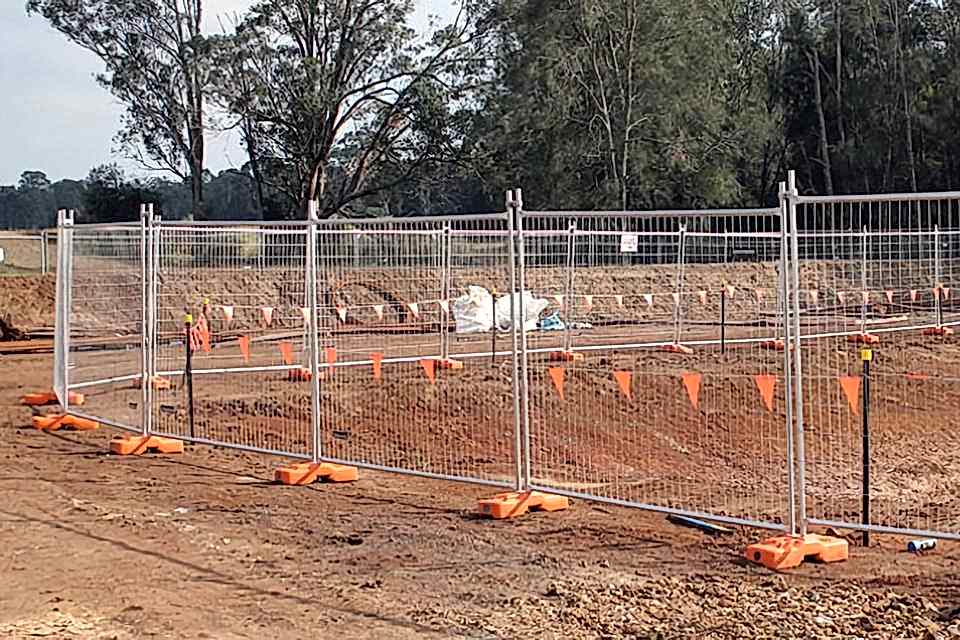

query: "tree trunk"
(833, 0), (848, 190)
(809, 46), (834, 195)
(892, 1), (918, 192)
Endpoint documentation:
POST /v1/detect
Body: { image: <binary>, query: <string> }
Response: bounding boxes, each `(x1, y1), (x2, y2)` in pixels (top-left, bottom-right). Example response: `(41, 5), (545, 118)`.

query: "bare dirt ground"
(6, 265), (960, 638)
(4, 353), (960, 639)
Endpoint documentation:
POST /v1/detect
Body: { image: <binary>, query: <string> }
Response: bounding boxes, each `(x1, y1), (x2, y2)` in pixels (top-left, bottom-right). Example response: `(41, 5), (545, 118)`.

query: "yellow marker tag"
(860, 348), (873, 362)
(185, 313), (194, 324)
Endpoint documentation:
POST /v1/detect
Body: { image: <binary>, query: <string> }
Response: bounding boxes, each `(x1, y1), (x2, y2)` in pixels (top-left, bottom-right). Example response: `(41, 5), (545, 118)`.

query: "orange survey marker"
(371, 352), (384, 380)
(745, 534), (848, 570)
(613, 371), (633, 400)
(477, 491), (569, 519)
(754, 375), (777, 412)
(325, 347), (337, 374)
(682, 372), (702, 410)
(32, 414), (99, 432)
(279, 341), (295, 366)
(432, 357), (464, 370)
(110, 435), (184, 456)
(287, 367), (313, 382)
(548, 367), (565, 400)
(274, 462), (358, 485)
(21, 391), (84, 407)
(760, 338), (786, 351)
(839, 376), (862, 415)
(923, 326), (955, 337)
(238, 335), (251, 363)
(847, 333), (880, 345)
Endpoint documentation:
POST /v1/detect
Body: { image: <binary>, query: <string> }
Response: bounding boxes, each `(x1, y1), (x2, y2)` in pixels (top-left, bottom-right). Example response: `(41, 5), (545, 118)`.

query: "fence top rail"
(796, 191), (960, 205)
(521, 207), (781, 219)
(68, 222), (140, 232)
(152, 212), (509, 229)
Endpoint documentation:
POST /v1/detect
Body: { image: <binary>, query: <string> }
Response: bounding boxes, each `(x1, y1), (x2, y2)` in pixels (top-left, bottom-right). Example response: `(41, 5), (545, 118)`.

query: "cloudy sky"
(0, 1), (458, 185)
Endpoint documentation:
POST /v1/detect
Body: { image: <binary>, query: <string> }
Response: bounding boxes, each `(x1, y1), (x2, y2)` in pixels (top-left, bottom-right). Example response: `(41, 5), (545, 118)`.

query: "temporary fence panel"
(149, 221), (314, 459)
(62, 220), (144, 431)
(519, 209), (796, 530)
(313, 214), (519, 487)
(792, 188), (960, 539)
(0, 231), (48, 274)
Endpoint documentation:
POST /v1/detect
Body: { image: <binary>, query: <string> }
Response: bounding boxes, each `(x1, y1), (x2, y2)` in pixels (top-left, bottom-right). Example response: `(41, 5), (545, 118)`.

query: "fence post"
(440, 223), (452, 363)
(935, 225), (944, 329)
(672, 224), (688, 345)
(41, 229), (49, 275)
(505, 189), (524, 491)
(786, 170), (809, 536)
(861, 346), (873, 547)
(778, 182), (797, 537)
(562, 222), (577, 354)
(515, 189), (533, 489)
(861, 226), (869, 336)
(53, 209), (74, 410)
(306, 200), (323, 464)
(140, 205), (151, 436)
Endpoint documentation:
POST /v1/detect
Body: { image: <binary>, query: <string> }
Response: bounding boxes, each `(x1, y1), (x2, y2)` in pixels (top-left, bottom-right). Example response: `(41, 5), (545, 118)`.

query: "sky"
(0, 0), (459, 186)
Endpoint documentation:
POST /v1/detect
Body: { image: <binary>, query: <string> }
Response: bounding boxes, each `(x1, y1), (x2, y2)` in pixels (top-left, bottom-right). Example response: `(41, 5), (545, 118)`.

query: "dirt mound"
(0, 275), (55, 332)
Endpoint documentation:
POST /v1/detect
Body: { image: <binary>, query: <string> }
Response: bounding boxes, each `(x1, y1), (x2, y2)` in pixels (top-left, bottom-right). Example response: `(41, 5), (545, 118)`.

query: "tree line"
(6, 0), (958, 228)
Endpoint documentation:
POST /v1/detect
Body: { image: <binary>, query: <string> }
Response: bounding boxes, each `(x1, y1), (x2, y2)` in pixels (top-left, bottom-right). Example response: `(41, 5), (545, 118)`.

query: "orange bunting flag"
(613, 371), (632, 400)
(615, 295), (624, 307)
(553, 294), (564, 306)
(420, 358), (436, 384)
(300, 307), (311, 323)
(261, 306), (274, 326)
(698, 291), (708, 306)
(643, 294), (654, 307)
(238, 335), (250, 363)
(682, 372), (702, 411)
(862, 291), (870, 305)
(839, 376), (862, 416)
(935, 286), (943, 300)
(725, 285), (736, 299)
(371, 352), (384, 381)
(584, 295), (594, 311)
(373, 304), (384, 321)
(438, 299), (450, 314)
(836, 291), (846, 305)
(336, 306), (347, 322)
(671, 292), (681, 306)
(548, 367), (565, 401)
(945, 288), (952, 301)
(809, 290), (820, 305)
(911, 289), (919, 302)
(279, 341), (294, 366)
(754, 289), (765, 303)
(755, 375), (777, 412)
(885, 290), (894, 304)
(221, 305), (234, 323)
(408, 302), (420, 318)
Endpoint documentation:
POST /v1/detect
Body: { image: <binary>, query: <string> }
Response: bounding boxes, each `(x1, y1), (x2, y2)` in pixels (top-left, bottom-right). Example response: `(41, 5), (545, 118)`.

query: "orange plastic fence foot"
(477, 491), (570, 519)
(21, 391), (85, 407)
(109, 435), (184, 456)
(274, 462), (359, 485)
(662, 343), (695, 355)
(434, 358), (464, 370)
(923, 327), (955, 337)
(745, 534), (848, 571)
(760, 339), (786, 351)
(133, 376), (172, 391)
(549, 351), (584, 362)
(32, 414), (99, 432)
(847, 333), (880, 345)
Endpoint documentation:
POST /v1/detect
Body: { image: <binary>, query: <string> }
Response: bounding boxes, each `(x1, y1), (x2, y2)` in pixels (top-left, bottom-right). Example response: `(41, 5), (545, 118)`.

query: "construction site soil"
(3, 274), (960, 638)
